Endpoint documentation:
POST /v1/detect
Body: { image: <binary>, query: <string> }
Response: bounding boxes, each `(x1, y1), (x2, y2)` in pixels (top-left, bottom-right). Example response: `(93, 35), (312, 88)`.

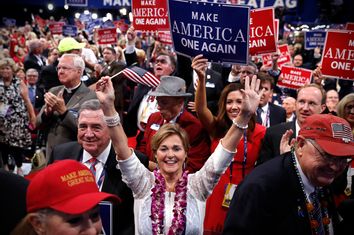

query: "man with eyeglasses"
(223, 114), (354, 235)
(36, 54), (97, 160)
(257, 83), (326, 165)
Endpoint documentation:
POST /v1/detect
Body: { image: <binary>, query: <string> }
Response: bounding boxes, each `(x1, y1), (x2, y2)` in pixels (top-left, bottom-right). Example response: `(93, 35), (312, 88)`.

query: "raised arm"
(95, 77), (132, 160)
(222, 75), (262, 152)
(192, 54), (216, 135)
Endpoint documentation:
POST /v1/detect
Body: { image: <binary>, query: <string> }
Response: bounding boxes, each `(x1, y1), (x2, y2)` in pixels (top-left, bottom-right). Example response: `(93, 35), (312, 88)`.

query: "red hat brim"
(50, 192), (121, 215)
(316, 139), (354, 157)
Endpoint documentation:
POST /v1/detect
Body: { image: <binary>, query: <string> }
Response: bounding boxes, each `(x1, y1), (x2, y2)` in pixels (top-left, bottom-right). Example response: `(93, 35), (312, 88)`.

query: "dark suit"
(223, 153), (339, 235)
(49, 141), (149, 235)
(187, 69), (224, 116)
(24, 52), (46, 72)
(39, 60), (61, 92)
(256, 103), (287, 127)
(36, 83), (97, 159)
(257, 121), (295, 165)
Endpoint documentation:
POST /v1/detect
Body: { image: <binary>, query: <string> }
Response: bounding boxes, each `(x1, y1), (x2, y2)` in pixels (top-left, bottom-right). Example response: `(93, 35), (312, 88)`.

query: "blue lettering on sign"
(169, 0), (250, 64)
(199, 0), (297, 9)
(304, 31), (326, 50)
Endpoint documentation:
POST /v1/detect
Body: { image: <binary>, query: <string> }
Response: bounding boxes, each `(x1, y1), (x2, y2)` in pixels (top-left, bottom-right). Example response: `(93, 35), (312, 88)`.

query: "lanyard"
(229, 130), (248, 183)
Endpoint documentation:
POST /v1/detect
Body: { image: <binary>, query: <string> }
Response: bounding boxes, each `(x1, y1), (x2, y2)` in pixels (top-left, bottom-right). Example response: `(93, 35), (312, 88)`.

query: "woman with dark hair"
(192, 54), (266, 234)
(0, 58), (35, 174)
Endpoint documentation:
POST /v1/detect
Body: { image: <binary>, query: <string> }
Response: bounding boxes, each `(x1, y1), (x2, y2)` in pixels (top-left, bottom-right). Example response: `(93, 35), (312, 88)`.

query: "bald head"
(282, 96), (296, 117)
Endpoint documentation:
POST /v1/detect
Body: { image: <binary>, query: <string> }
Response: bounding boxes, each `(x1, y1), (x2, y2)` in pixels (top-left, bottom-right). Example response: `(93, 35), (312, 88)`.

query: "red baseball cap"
(299, 114), (354, 157)
(27, 160), (121, 214)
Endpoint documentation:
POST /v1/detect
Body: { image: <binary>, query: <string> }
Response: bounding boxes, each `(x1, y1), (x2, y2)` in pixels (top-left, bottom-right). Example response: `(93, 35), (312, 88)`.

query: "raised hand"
(191, 54), (208, 81)
(240, 75), (263, 117)
(280, 129), (295, 154)
(95, 76), (115, 112)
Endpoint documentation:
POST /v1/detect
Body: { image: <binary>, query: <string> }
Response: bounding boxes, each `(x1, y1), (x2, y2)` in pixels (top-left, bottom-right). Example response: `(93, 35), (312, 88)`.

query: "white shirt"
(259, 103), (270, 127)
(82, 141), (111, 190)
(137, 90), (158, 131)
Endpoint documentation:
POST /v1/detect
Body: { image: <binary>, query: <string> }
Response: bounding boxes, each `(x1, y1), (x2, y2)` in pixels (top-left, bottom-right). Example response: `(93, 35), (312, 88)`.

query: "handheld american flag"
(110, 66), (160, 88)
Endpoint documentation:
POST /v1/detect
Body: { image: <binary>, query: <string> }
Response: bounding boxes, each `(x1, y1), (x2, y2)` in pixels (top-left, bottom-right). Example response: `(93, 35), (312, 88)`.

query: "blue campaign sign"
(99, 201), (113, 235)
(304, 31), (326, 49)
(86, 18), (103, 34)
(102, 20), (115, 29)
(168, 0), (250, 64)
(79, 13), (92, 23)
(63, 25), (78, 37)
(2, 17), (16, 27)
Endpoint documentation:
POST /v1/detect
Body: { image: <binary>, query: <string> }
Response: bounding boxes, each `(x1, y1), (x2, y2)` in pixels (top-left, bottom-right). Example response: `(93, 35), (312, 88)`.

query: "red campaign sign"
(278, 66), (312, 90)
(274, 19), (279, 41)
(97, 28), (117, 45)
(321, 30), (354, 80)
(261, 44), (292, 68)
(345, 22), (354, 31)
(158, 31), (172, 45)
(249, 7), (277, 55)
(132, 0), (169, 31)
(49, 22), (65, 35)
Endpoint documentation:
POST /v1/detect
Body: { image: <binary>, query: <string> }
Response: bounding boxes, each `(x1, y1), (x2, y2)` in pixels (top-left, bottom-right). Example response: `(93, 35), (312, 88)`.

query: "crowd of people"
(0, 11), (354, 235)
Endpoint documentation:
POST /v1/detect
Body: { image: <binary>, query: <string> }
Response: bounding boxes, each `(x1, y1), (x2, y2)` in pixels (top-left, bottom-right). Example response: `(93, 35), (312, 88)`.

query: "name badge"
(206, 82), (215, 88)
(222, 183), (237, 208)
(151, 123), (160, 131)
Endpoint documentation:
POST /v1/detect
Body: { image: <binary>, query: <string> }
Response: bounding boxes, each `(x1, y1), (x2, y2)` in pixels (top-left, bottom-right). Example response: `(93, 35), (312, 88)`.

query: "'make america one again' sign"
(168, 0), (250, 64)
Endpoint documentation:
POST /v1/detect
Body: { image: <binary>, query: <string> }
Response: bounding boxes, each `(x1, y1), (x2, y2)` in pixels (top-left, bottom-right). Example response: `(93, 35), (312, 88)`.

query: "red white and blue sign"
(168, 0), (250, 64)
(304, 31), (326, 50)
(321, 30), (354, 81)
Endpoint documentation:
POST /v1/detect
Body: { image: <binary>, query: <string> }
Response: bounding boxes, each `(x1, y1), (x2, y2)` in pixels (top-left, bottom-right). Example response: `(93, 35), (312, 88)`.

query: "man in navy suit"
(24, 39), (46, 73)
(49, 99), (148, 235)
(223, 114), (354, 235)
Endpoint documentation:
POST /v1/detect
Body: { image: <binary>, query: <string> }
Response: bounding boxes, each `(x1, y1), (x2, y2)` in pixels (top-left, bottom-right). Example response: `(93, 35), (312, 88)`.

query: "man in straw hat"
(223, 114), (354, 235)
(136, 75), (211, 173)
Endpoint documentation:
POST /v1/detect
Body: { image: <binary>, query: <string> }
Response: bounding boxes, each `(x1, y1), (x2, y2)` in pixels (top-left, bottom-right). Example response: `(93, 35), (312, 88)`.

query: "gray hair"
(26, 68), (39, 76)
(78, 99), (102, 118)
(59, 53), (85, 75)
(28, 39), (42, 53)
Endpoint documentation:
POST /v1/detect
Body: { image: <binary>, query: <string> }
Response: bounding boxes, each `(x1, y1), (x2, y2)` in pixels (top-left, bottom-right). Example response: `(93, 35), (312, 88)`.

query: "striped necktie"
(309, 189), (324, 235)
(88, 158), (98, 179)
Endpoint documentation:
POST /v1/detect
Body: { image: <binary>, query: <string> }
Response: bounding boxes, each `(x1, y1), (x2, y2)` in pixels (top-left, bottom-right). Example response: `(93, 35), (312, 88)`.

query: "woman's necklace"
(291, 152), (330, 235)
(151, 169), (188, 235)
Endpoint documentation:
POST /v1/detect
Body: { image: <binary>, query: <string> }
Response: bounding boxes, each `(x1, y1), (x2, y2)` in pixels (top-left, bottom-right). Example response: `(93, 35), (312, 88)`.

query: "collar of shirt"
(294, 152), (316, 199)
(164, 108), (184, 124)
(261, 102), (269, 113)
(64, 82), (81, 94)
(295, 119), (301, 137)
(82, 140), (111, 165)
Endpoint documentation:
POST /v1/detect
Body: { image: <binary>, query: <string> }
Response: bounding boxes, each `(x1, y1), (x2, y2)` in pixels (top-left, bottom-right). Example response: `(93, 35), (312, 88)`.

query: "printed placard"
(249, 7), (277, 55)
(62, 25), (78, 37)
(229, 0), (297, 9)
(97, 28), (117, 45)
(278, 66), (312, 89)
(274, 19), (279, 41)
(65, 0), (87, 7)
(132, 0), (169, 31)
(49, 22), (65, 35)
(100, 201), (113, 235)
(321, 30), (354, 80)
(158, 31), (173, 45)
(261, 44), (292, 68)
(304, 31), (326, 50)
(169, 0), (250, 64)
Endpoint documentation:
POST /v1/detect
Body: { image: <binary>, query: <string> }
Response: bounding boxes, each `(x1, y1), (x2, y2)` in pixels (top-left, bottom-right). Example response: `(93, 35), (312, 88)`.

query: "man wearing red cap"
(223, 114), (354, 235)
(11, 159), (120, 234)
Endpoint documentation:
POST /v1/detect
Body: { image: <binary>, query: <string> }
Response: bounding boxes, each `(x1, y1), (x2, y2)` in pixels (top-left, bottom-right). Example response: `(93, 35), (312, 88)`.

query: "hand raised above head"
(239, 75), (263, 117)
(95, 76), (115, 110)
(191, 54), (208, 81)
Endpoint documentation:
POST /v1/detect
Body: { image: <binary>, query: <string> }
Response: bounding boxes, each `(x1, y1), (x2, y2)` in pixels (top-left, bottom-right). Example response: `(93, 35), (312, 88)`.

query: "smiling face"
(225, 90), (243, 121)
(153, 55), (175, 78)
(77, 109), (110, 157)
(296, 138), (348, 187)
(156, 134), (187, 177)
(296, 86), (324, 126)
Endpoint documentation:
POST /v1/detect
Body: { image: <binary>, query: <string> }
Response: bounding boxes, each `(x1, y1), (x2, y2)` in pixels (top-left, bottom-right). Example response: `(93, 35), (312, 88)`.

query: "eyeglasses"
(56, 66), (77, 72)
(306, 139), (352, 166)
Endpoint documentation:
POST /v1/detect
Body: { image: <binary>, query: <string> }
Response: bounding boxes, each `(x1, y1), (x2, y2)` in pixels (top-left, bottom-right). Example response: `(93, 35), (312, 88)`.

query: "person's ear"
(28, 213), (46, 235)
